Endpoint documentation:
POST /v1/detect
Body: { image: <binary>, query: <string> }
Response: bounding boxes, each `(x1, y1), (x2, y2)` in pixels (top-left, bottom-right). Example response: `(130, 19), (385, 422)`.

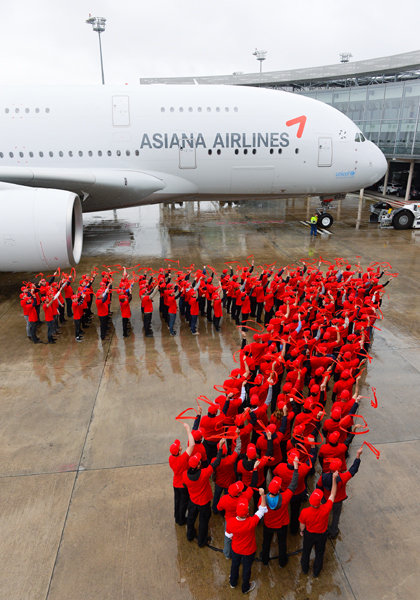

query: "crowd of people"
(168, 257), (394, 593)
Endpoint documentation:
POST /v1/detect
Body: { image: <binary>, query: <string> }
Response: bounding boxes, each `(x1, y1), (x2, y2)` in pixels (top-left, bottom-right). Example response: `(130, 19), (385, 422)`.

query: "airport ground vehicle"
(396, 187), (420, 200)
(377, 202), (420, 229)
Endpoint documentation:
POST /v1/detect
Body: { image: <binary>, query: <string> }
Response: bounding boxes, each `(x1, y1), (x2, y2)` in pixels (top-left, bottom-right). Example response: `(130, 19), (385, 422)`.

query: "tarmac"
(0, 194), (419, 600)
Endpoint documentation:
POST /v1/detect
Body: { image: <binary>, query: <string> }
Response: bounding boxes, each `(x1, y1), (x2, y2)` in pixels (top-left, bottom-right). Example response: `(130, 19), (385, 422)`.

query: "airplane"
(0, 84), (387, 271)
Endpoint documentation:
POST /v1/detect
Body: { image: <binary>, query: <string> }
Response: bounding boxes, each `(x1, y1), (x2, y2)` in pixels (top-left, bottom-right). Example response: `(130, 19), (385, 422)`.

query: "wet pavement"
(0, 195), (419, 600)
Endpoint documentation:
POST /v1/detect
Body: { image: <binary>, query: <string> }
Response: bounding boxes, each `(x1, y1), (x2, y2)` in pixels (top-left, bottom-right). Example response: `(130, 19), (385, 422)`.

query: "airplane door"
(112, 95), (130, 126)
(179, 139), (196, 169)
(318, 137), (332, 167)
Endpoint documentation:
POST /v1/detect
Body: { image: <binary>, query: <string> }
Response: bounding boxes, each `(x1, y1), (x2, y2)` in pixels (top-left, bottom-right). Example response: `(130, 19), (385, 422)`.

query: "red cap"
(208, 403), (218, 415)
(340, 415), (352, 430)
(303, 399), (313, 411)
(287, 450), (299, 464)
(282, 382), (292, 393)
(250, 394), (260, 406)
(236, 502), (249, 518)
(343, 351), (352, 360)
(188, 453), (201, 468)
(331, 406), (342, 420)
(309, 489), (324, 508)
(267, 424), (276, 435)
(315, 367), (325, 377)
(228, 481), (244, 497)
(328, 431), (340, 444)
(246, 444), (257, 459)
(328, 458), (342, 472)
(191, 429), (203, 442)
(339, 389), (350, 400)
(310, 384), (320, 395)
(169, 440), (181, 455)
(341, 370), (350, 380)
(268, 477), (282, 495)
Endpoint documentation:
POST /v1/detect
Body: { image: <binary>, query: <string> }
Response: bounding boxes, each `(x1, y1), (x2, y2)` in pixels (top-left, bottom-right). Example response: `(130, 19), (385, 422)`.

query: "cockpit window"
(360, 133), (366, 142)
(355, 133), (361, 142)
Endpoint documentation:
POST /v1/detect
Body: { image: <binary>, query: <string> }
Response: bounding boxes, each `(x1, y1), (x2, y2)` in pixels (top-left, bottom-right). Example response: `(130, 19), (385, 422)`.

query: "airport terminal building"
(141, 50), (420, 197)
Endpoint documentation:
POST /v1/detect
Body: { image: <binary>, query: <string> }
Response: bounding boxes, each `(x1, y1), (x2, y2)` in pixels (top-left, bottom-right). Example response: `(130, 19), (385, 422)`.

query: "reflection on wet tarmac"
(0, 196), (420, 599)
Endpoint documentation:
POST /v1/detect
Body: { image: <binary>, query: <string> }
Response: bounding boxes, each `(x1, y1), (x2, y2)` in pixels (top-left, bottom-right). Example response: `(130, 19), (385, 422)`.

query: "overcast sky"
(0, 0), (418, 86)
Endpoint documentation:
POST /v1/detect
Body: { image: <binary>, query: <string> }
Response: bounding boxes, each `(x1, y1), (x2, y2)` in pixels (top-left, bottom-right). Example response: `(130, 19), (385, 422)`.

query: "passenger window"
(135, 150), (139, 156)
(252, 149), (256, 155)
(208, 149), (212, 155)
(49, 151), (54, 157)
(68, 151), (73, 157)
(225, 107), (229, 112)
(107, 150), (112, 156)
(59, 151), (63, 157)
(29, 151), (34, 158)
(234, 149), (239, 155)
(179, 107), (184, 112)
(188, 107), (193, 112)
(98, 150), (103, 156)
(39, 151), (44, 157)
(19, 152), (24, 158)
(198, 107), (202, 112)
(0, 152), (3, 158)
(161, 107), (165, 112)
(46, 108), (50, 113)
(88, 150), (93, 157)
(78, 151), (83, 157)
(234, 107), (238, 112)
(206, 107), (211, 112)
(278, 149), (282, 154)
(217, 149), (221, 155)
(295, 148), (299, 154)
(5, 108), (9, 113)
(269, 148), (274, 155)
(25, 108), (29, 113)
(244, 149), (248, 155)
(170, 107), (174, 112)
(9, 152), (14, 158)
(216, 107), (220, 112)
(116, 150), (121, 156)
(35, 108), (40, 113)
(126, 150), (130, 156)
(15, 108), (20, 113)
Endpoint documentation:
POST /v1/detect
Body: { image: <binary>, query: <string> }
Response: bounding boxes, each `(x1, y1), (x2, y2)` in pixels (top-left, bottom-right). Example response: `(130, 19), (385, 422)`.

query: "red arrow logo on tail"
(286, 115), (307, 138)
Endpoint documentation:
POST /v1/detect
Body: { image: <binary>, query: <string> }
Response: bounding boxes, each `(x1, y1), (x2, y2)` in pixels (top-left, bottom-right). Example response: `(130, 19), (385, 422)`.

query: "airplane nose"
(370, 142), (387, 181)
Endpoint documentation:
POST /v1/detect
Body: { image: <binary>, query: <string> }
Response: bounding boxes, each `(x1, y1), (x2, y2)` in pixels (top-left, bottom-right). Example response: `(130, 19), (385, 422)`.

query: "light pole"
(252, 49), (267, 86)
(86, 15), (107, 85)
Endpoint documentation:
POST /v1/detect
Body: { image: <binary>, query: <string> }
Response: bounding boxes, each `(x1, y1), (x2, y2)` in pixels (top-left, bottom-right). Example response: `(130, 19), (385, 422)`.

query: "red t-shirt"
(212, 452), (238, 488)
(260, 489), (293, 528)
(217, 487), (253, 519)
(119, 296), (131, 318)
(182, 466), (213, 505)
(226, 514), (260, 555)
(299, 499), (333, 533)
(169, 451), (189, 488)
(274, 462), (310, 495)
(42, 302), (54, 322)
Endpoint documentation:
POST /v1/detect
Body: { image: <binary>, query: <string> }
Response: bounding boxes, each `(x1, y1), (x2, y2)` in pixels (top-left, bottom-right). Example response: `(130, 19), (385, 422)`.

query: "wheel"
(392, 210), (414, 230)
(317, 212), (334, 228)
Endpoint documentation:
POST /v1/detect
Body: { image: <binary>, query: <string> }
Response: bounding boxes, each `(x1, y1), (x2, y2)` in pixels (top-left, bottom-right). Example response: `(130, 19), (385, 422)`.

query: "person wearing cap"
(237, 434), (273, 510)
(318, 431), (348, 472)
(226, 488), (267, 593)
(169, 423), (195, 525)
(299, 472), (338, 576)
(212, 290), (223, 332)
(217, 479), (256, 559)
(274, 448), (315, 535)
(95, 283), (111, 340)
(316, 446), (363, 539)
(211, 434), (241, 514)
(72, 293), (85, 342)
(261, 453), (299, 567)
(182, 441), (224, 547)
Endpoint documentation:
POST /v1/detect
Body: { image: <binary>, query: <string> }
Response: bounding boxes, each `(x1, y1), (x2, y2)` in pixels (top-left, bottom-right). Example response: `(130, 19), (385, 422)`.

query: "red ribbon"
(363, 440), (380, 459)
(371, 387), (378, 408)
(175, 408), (197, 420)
(341, 414), (370, 435)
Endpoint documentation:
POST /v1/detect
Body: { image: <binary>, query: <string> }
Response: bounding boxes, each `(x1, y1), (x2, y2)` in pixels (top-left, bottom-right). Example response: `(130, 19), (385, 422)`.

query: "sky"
(0, 0), (418, 86)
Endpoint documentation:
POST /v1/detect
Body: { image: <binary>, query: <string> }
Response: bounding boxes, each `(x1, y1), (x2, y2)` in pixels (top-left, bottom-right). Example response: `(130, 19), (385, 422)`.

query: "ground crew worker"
(260, 453), (299, 567)
(310, 214), (318, 237)
(182, 443), (223, 547)
(169, 422), (195, 526)
(299, 472), (338, 577)
(226, 488), (267, 594)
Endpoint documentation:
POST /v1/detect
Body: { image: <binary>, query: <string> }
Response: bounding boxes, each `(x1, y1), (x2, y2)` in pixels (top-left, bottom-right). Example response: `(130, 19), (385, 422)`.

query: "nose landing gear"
(316, 197), (335, 229)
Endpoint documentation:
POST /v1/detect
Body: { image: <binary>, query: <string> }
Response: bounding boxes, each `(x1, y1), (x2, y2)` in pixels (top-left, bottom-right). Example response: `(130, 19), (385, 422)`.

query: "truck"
(377, 201), (420, 230)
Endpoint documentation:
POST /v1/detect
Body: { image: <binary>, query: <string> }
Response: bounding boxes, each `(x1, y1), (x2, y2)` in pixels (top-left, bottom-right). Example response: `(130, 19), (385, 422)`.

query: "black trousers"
(186, 500), (211, 547)
(290, 491), (307, 534)
(29, 321), (39, 342)
(213, 316), (221, 331)
(301, 530), (328, 576)
(256, 302), (264, 323)
(122, 317), (130, 337)
(261, 523), (288, 566)
(99, 315), (108, 339)
(143, 312), (152, 335)
(174, 486), (189, 525)
(74, 318), (82, 338)
(230, 550), (255, 593)
(65, 298), (73, 317)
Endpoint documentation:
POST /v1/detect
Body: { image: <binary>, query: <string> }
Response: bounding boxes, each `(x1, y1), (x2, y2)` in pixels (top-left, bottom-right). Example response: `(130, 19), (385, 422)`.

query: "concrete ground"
(0, 195), (419, 600)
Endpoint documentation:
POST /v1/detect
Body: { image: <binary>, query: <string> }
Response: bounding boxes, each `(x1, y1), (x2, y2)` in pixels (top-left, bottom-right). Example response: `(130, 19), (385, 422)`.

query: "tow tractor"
(376, 200), (420, 230)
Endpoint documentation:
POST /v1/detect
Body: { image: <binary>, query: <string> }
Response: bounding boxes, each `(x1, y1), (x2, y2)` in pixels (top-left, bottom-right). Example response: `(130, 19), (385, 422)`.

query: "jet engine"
(0, 185), (83, 272)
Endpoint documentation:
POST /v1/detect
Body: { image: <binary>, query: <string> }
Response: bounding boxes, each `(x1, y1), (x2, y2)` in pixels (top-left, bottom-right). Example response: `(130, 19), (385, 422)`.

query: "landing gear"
(317, 211), (334, 229)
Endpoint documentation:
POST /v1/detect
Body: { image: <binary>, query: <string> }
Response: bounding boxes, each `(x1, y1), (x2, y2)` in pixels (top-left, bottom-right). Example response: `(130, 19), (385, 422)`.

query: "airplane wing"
(0, 167), (167, 211)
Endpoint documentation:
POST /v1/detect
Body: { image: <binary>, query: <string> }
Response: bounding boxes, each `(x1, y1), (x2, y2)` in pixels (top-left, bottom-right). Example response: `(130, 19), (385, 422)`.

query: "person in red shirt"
(316, 447), (362, 539)
(182, 445), (223, 547)
(119, 291), (132, 338)
(217, 480), (255, 559)
(299, 472), (338, 576)
(95, 283), (111, 340)
(226, 489), (267, 593)
(211, 437), (240, 514)
(42, 293), (57, 344)
(212, 291), (223, 332)
(318, 431), (348, 472)
(169, 423), (195, 525)
(261, 453), (299, 567)
(140, 285), (159, 337)
(72, 294), (85, 342)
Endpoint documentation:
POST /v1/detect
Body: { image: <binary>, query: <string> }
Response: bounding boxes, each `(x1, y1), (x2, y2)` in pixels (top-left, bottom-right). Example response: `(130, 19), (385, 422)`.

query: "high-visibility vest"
(310, 216), (318, 224)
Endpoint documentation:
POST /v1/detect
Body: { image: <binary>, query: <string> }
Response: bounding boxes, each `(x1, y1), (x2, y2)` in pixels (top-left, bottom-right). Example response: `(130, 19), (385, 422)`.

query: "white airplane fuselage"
(0, 84), (387, 271)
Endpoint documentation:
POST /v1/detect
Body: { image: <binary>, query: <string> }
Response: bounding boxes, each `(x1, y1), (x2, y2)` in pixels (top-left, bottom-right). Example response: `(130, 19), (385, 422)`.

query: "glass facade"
(298, 81), (420, 158)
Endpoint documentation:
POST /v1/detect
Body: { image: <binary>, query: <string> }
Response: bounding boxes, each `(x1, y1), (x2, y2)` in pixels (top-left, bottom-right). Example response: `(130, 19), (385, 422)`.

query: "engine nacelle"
(0, 185), (83, 271)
